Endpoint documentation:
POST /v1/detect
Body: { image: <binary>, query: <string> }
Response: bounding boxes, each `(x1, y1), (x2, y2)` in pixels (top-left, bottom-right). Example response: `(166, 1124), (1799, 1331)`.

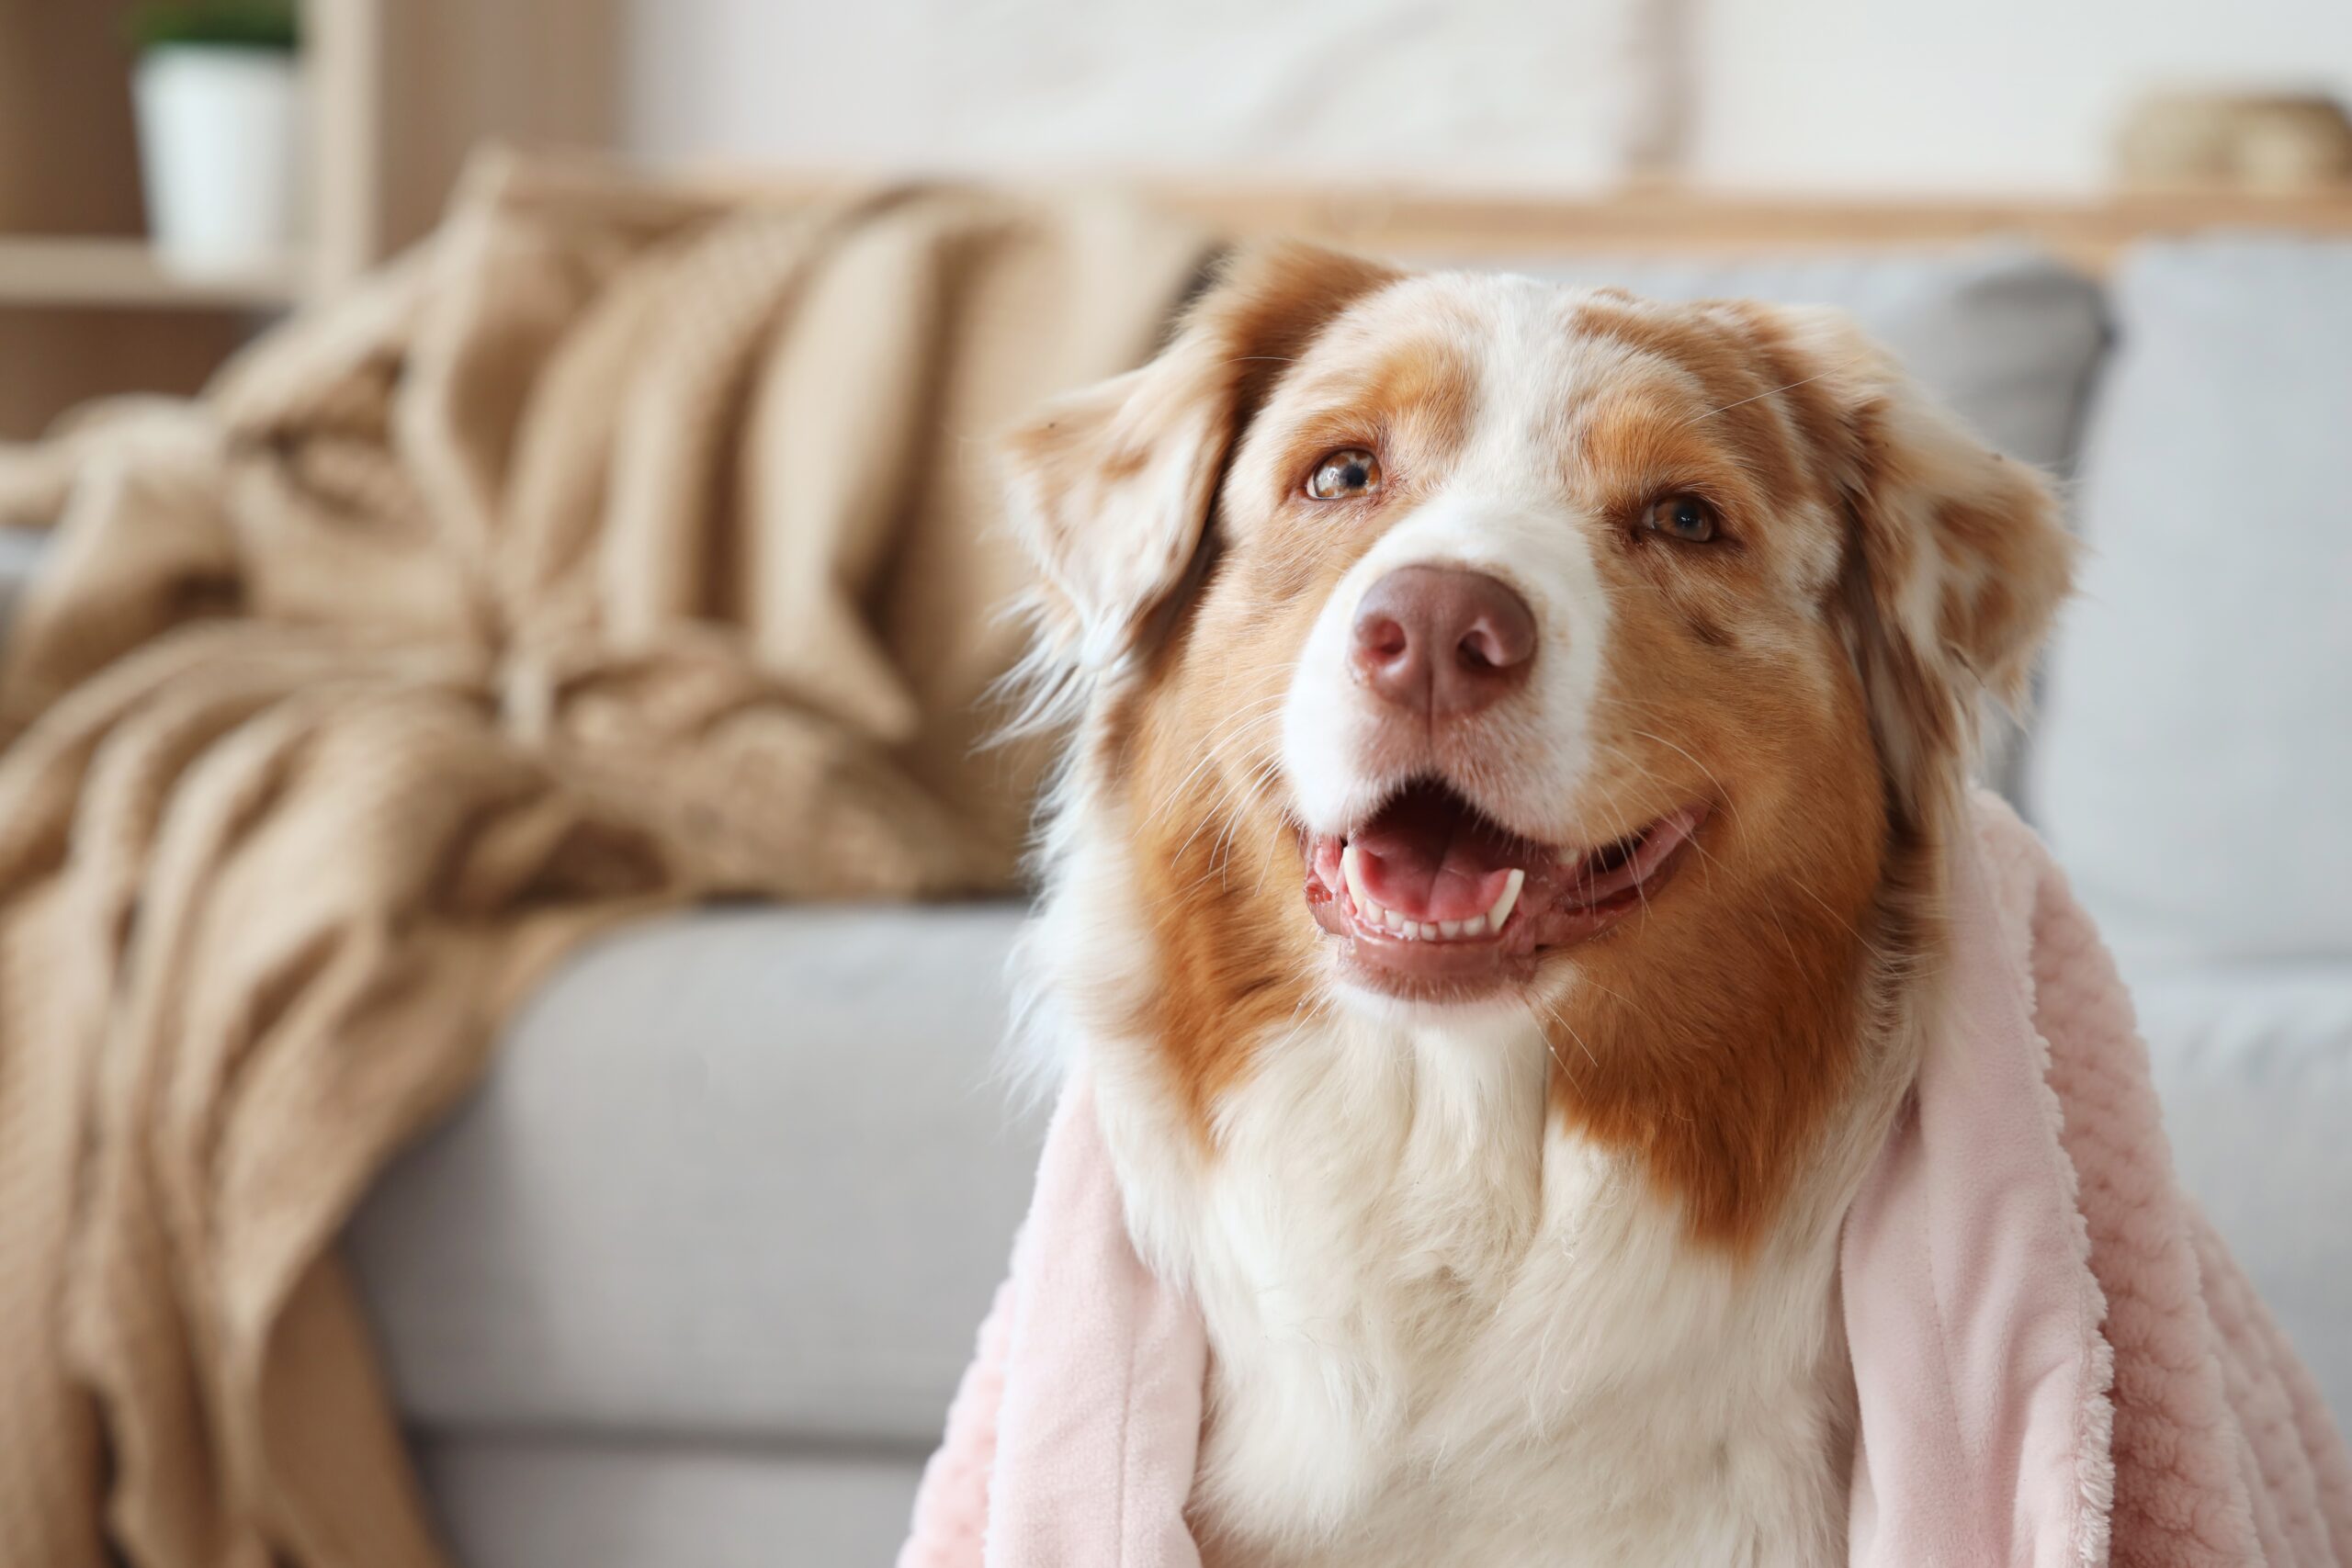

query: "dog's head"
(1007, 246), (2070, 1189)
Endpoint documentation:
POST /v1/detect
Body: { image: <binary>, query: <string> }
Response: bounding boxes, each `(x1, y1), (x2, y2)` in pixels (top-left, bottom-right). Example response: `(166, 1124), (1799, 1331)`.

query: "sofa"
(300, 233), (2346, 1566)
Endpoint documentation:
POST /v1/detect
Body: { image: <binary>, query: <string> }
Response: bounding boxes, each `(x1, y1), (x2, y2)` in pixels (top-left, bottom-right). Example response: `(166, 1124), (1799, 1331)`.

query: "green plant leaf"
(125, 0), (300, 52)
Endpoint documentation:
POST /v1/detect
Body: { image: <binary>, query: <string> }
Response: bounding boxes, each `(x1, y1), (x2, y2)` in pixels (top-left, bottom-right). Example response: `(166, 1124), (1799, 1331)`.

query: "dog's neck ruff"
(1083, 998), (1869, 1566)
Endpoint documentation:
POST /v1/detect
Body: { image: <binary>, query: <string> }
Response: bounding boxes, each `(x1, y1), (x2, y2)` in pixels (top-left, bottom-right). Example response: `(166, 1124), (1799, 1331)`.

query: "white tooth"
(1362, 898), (1385, 927)
(1417, 921), (1438, 941)
(1461, 914), (1486, 937)
(1487, 869), (1526, 931)
(1341, 844), (1372, 915)
(1440, 919), (1463, 939)
(1385, 908), (1407, 933)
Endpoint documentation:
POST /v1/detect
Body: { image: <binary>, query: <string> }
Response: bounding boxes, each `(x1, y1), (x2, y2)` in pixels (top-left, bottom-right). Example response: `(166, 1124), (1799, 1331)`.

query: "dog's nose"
(1351, 566), (1536, 716)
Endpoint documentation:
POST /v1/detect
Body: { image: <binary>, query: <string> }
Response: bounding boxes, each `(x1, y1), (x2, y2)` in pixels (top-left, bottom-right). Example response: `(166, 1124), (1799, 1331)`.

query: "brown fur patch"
(1714, 300), (1862, 493)
(1001, 243), (1401, 660)
(1832, 373), (2073, 833)
(1203, 244), (1406, 441)
(1261, 331), (1484, 520)
(1118, 611), (1327, 1132)
(1546, 577), (1893, 1247)
(1569, 299), (1815, 506)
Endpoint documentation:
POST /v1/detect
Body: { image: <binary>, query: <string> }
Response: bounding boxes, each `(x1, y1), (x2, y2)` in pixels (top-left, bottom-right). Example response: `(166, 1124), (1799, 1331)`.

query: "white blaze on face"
(1280, 282), (1645, 841)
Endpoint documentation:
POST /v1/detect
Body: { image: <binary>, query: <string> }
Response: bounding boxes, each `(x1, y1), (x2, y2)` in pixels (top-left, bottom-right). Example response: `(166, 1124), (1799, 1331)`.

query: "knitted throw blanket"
(0, 152), (1212, 1568)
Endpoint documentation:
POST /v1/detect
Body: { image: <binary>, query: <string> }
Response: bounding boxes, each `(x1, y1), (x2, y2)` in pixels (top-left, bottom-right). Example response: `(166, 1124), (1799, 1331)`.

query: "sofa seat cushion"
(345, 904), (1041, 1446)
(2138, 963), (2352, 1421)
(413, 1436), (921, 1568)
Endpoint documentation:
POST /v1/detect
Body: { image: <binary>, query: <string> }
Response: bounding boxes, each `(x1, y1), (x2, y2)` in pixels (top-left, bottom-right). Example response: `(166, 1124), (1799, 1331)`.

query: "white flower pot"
(133, 45), (303, 276)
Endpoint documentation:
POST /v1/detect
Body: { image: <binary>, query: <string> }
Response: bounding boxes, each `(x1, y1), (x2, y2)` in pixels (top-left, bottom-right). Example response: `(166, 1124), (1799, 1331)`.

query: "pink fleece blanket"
(900, 795), (2352, 1566)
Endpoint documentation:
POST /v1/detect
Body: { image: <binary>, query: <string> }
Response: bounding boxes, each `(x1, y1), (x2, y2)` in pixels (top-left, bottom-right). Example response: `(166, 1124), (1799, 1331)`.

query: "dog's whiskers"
(1679, 367), (1837, 425)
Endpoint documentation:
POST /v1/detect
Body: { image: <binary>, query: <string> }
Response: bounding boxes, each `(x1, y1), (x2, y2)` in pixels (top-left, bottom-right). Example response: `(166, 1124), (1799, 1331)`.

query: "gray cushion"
(414, 1437), (919, 1568)
(2032, 238), (2352, 970)
(347, 904), (1041, 1445)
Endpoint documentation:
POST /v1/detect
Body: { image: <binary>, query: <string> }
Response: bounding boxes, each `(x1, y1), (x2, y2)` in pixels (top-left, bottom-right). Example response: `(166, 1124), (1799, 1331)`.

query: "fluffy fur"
(1001, 246), (2072, 1565)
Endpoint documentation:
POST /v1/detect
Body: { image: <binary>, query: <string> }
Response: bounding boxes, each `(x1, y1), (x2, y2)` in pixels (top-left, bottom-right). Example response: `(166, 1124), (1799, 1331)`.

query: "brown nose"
(1351, 566), (1537, 717)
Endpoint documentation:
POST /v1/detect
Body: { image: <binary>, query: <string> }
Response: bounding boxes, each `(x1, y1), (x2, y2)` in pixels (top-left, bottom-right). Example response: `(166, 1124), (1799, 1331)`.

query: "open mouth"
(1303, 776), (1707, 997)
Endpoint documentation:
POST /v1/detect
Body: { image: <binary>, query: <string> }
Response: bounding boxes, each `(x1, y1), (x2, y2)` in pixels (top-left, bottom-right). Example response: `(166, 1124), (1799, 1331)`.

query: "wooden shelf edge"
(698, 167), (2352, 271)
(0, 235), (304, 310)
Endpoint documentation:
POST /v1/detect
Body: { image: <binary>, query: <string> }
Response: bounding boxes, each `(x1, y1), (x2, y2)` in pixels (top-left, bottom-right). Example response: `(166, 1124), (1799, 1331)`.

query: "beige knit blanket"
(0, 152), (1211, 1568)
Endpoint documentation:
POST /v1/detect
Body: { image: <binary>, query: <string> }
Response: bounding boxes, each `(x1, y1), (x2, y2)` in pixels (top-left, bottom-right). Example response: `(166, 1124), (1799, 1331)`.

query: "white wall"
(624, 0), (2352, 192)
(620, 0), (1643, 188)
(1692, 0), (2352, 190)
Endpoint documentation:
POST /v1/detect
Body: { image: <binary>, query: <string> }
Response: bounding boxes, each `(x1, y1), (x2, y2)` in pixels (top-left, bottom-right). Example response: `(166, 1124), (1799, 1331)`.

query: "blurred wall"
(621, 0), (1645, 188)
(1690, 0), (2352, 190)
(624, 0), (2352, 192)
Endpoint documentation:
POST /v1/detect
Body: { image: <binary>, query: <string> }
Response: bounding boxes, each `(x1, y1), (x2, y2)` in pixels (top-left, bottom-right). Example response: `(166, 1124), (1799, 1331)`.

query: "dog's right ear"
(1001, 243), (1396, 670)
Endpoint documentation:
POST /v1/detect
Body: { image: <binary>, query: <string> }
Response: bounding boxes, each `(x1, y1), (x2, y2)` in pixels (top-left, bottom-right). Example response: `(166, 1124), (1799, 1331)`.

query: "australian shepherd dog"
(999, 245), (2072, 1566)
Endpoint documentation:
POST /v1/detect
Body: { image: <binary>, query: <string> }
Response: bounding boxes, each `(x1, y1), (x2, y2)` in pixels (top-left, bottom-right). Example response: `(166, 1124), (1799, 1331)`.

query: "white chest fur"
(1088, 1006), (1856, 1568)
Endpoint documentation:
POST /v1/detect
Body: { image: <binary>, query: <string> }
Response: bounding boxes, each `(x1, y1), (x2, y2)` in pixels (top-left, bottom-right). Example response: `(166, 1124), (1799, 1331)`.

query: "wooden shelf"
(726, 171), (2352, 276)
(0, 0), (615, 435)
(0, 235), (303, 310)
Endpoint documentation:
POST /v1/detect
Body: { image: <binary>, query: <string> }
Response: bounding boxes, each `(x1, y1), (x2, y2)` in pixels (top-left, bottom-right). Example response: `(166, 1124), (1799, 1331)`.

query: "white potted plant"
(128, 0), (302, 277)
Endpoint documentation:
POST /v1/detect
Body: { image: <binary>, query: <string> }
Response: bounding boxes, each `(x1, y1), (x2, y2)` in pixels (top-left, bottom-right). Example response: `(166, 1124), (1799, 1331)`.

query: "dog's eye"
(1306, 448), (1382, 501)
(1645, 494), (1718, 543)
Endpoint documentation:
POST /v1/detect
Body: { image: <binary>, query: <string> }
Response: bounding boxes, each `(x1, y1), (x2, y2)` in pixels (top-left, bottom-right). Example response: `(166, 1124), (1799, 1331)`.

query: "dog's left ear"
(1001, 243), (1397, 671)
(1763, 307), (2076, 827)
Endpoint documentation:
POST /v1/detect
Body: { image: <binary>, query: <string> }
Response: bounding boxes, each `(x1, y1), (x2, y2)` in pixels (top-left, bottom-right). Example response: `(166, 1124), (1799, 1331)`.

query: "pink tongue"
(1352, 796), (1521, 922)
